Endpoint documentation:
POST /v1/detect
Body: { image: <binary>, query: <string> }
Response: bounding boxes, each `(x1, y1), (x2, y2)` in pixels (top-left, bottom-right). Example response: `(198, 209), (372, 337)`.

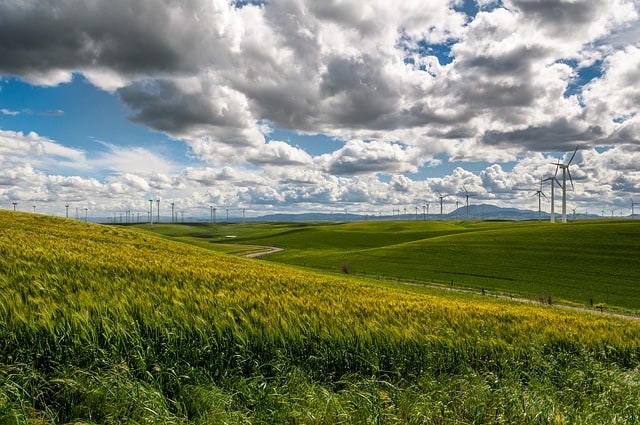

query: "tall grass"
(1, 211), (640, 423)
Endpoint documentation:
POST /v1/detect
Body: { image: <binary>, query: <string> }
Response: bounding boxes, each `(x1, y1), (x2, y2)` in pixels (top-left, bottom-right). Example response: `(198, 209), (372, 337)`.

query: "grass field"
(141, 219), (640, 313)
(2, 212), (640, 423)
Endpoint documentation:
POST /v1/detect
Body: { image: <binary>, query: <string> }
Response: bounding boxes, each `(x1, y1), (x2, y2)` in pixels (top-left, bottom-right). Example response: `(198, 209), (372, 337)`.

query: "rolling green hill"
(143, 220), (640, 313)
(3, 212), (640, 423)
(268, 221), (640, 311)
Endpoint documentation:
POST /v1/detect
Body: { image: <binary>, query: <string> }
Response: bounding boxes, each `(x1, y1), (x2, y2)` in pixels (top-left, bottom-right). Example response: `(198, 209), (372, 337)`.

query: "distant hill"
(255, 204), (602, 222)
(94, 203), (612, 224)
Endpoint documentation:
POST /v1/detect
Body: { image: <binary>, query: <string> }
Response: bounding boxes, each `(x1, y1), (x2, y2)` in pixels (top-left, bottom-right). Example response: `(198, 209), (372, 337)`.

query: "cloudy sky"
(1, 0), (639, 220)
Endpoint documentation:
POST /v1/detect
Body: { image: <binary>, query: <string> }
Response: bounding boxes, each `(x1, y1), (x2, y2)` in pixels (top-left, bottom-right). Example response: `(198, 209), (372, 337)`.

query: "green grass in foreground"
(3, 212), (640, 423)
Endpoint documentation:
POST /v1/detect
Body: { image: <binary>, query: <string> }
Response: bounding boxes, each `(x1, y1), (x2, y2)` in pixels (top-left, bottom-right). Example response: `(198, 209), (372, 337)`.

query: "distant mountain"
(253, 205), (543, 222)
(97, 203), (609, 224)
(255, 204), (603, 222)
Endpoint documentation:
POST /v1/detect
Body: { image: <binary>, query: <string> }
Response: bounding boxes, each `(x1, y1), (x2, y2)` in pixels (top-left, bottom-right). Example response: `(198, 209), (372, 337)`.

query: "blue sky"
(1, 0), (639, 219)
(1, 75), (197, 178)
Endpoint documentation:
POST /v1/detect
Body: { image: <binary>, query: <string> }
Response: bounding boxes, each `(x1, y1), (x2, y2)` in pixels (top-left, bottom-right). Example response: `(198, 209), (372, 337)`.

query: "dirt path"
(242, 246), (284, 258)
(386, 277), (640, 321)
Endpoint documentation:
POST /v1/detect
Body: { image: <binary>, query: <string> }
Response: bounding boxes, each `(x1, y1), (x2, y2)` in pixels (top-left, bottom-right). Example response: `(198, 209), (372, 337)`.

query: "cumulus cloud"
(1, 0), (639, 214)
(318, 140), (423, 175)
(0, 129), (86, 170)
(3, 0), (638, 154)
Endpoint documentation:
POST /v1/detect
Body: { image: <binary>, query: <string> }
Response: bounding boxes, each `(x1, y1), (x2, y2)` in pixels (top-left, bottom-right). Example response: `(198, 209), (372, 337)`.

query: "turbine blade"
(541, 192), (548, 199)
(568, 146), (578, 165)
(554, 164), (559, 178)
(567, 168), (574, 191)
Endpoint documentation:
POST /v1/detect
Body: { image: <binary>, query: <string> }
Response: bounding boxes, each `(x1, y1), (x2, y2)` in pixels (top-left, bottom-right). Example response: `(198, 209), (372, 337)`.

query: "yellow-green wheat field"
(1, 210), (640, 423)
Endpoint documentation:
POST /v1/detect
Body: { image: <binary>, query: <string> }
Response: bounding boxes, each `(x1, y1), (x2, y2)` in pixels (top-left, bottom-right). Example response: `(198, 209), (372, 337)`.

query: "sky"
(1, 0), (639, 220)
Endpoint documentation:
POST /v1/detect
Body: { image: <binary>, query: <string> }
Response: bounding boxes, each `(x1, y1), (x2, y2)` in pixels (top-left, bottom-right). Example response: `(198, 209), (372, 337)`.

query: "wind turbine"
(533, 179), (547, 221)
(542, 175), (562, 223)
(462, 186), (476, 220)
(437, 193), (449, 218)
(632, 198), (636, 218)
(551, 147), (578, 224)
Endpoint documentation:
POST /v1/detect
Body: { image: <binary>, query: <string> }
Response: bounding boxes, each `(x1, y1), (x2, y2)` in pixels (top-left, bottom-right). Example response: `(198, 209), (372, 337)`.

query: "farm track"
(240, 245), (284, 258)
(409, 279), (640, 322)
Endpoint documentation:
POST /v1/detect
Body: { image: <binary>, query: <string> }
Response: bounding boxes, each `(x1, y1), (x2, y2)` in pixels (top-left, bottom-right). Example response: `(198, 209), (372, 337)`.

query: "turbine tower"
(632, 198), (636, 218)
(543, 175), (562, 223)
(462, 186), (476, 220)
(533, 179), (547, 221)
(551, 147), (578, 224)
(437, 193), (449, 218)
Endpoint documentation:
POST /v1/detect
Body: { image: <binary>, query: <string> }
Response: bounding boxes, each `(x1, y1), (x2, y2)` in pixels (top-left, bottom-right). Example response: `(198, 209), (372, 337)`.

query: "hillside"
(193, 220), (640, 312)
(2, 211), (640, 423)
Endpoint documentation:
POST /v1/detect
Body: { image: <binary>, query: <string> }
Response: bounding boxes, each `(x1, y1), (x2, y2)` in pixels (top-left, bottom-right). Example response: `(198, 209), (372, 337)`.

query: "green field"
(141, 220), (640, 313)
(3, 212), (640, 423)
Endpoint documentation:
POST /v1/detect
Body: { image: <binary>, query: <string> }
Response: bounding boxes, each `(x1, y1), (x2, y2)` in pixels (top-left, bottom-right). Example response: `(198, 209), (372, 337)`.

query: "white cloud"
(247, 140), (314, 167)
(582, 46), (640, 139)
(1, 0), (639, 215)
(0, 129), (87, 170)
(1, 108), (19, 116)
(318, 139), (423, 175)
(92, 143), (178, 177)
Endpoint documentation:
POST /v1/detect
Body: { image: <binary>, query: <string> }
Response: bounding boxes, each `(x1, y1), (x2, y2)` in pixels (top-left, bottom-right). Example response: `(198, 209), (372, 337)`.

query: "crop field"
(144, 220), (640, 313)
(2, 212), (640, 423)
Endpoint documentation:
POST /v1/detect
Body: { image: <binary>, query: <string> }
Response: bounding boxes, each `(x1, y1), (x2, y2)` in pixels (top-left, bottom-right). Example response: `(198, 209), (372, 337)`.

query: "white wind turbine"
(631, 198), (636, 218)
(462, 186), (476, 220)
(437, 193), (449, 218)
(551, 147), (579, 224)
(543, 175), (562, 223)
(533, 179), (547, 221)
